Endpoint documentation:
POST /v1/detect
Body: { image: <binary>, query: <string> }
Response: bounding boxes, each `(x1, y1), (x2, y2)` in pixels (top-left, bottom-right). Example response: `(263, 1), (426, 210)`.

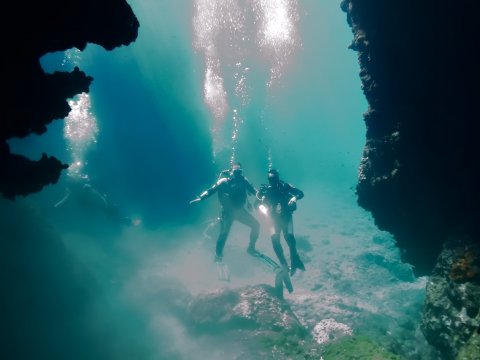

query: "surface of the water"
(3, 1), (437, 359)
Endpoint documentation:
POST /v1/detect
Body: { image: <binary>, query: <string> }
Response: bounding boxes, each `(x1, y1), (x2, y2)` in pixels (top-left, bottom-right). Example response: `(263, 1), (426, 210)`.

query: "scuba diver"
(256, 168), (305, 276)
(54, 177), (140, 228)
(190, 164), (260, 262)
(201, 169), (232, 240)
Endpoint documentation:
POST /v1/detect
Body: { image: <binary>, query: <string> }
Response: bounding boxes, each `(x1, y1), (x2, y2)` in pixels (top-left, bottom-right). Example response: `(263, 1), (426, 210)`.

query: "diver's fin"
(248, 250), (280, 271)
(215, 260), (230, 282)
(277, 265), (294, 293)
(249, 251), (293, 293)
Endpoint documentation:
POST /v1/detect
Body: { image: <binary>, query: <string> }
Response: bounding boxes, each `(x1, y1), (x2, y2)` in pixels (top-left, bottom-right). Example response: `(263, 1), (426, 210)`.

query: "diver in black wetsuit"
(54, 177), (140, 228)
(256, 168), (305, 276)
(190, 164), (260, 262)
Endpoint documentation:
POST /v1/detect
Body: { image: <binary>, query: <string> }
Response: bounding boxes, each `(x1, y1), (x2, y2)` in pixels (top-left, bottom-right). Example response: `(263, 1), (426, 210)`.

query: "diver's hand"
(189, 197), (201, 204)
(288, 196), (297, 206)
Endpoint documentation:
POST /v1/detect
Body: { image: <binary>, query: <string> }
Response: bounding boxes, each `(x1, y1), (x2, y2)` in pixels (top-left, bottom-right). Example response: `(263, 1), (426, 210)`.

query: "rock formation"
(0, 0), (139, 199)
(341, 0), (479, 277)
(187, 284), (322, 359)
(341, 1), (480, 358)
(421, 237), (480, 359)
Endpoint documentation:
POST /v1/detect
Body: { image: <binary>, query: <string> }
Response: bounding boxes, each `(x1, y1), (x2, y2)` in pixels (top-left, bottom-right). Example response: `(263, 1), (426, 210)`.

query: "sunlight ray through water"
(193, 0), (299, 167)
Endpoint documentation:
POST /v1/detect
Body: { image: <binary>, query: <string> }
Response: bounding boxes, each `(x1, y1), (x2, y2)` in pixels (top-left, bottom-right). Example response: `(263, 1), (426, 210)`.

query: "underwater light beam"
(64, 92), (98, 179)
(193, 0), (299, 168)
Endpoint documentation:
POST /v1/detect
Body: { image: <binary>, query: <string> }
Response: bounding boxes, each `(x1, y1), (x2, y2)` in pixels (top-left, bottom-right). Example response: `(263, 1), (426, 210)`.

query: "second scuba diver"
(256, 168), (306, 276)
(190, 164), (260, 262)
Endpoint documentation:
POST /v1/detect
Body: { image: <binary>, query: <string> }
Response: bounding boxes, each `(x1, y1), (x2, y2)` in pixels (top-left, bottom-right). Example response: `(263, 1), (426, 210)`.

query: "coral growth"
(450, 248), (479, 283)
(321, 335), (406, 360)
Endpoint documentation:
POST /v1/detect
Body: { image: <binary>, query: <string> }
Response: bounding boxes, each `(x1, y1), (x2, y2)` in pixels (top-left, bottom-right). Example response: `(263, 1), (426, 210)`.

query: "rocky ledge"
(0, 0), (139, 199)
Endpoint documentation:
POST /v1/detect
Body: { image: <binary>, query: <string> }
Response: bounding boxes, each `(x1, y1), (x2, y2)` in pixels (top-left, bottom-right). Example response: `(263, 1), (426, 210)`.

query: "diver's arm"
(190, 178), (225, 204)
(243, 177), (257, 196)
(190, 189), (211, 204)
(287, 183), (304, 200)
(293, 187), (304, 200)
(189, 196), (203, 204)
(286, 183), (304, 206)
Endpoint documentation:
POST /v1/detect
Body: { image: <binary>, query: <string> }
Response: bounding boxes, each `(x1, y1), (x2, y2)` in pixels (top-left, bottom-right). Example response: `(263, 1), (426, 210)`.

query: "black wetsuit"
(200, 175), (260, 258)
(257, 180), (305, 272)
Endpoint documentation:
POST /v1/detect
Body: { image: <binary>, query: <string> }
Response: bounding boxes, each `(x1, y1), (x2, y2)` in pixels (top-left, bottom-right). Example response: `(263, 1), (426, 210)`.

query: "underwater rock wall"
(421, 238), (480, 359)
(341, 1), (480, 357)
(0, 0), (139, 199)
(340, 0), (480, 276)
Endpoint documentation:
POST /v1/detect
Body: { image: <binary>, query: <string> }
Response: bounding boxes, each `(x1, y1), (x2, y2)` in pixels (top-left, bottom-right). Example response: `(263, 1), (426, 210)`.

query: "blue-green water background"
(10, 0), (365, 227)
(4, 1), (437, 359)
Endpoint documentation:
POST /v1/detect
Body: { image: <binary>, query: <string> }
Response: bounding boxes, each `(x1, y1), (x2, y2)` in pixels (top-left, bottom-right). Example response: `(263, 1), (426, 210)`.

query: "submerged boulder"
(188, 284), (305, 334)
(187, 284), (324, 359)
(421, 235), (480, 359)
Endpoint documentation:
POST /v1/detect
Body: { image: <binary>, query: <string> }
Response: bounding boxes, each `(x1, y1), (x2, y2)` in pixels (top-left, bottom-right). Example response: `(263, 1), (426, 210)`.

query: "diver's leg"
(284, 217), (305, 274)
(216, 212), (233, 260)
(235, 208), (260, 253)
(285, 233), (305, 274)
(271, 219), (288, 266)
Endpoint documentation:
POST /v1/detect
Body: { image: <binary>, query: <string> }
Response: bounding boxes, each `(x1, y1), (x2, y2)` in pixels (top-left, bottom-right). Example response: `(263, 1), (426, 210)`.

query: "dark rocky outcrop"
(341, 1), (480, 357)
(340, 1), (480, 276)
(421, 236), (480, 359)
(1, 0), (139, 199)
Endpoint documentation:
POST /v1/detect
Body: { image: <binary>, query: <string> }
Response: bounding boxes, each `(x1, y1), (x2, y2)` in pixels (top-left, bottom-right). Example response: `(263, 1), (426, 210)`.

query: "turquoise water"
(3, 1), (438, 359)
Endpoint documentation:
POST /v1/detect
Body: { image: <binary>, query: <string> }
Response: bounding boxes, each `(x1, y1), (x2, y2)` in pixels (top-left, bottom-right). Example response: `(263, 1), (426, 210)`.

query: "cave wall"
(341, 0), (480, 276)
(341, 2), (480, 357)
(0, 0), (139, 199)
(421, 238), (480, 359)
